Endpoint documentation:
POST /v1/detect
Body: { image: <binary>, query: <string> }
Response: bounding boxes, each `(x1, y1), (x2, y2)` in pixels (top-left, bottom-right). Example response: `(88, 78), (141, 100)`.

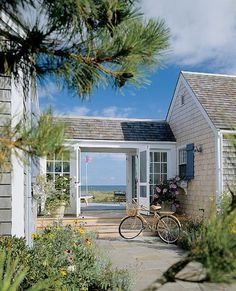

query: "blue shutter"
(186, 143), (194, 180)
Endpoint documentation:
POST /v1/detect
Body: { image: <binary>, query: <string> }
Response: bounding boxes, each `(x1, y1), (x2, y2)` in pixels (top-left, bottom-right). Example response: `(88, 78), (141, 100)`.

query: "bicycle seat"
(151, 204), (162, 211)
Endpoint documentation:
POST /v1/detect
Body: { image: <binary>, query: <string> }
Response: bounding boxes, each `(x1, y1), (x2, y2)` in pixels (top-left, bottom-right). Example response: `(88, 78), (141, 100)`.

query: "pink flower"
(156, 186), (161, 193)
(67, 256), (73, 263)
(163, 188), (167, 193)
(170, 184), (177, 189)
(175, 191), (179, 195)
(175, 176), (180, 181)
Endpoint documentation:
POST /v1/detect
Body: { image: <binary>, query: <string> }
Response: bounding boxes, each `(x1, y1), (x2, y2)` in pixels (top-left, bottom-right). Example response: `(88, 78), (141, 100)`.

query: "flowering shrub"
(153, 176), (180, 207)
(0, 225), (131, 290)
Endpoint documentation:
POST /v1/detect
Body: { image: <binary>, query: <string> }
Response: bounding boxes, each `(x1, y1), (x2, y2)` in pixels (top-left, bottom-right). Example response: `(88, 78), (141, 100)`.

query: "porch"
(39, 116), (176, 217)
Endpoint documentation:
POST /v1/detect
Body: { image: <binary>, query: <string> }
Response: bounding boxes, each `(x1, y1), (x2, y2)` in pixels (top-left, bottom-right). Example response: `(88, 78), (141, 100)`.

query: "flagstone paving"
(97, 237), (236, 291)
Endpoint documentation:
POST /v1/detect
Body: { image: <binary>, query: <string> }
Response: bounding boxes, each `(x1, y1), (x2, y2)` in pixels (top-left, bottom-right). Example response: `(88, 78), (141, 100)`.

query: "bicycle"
(119, 200), (181, 244)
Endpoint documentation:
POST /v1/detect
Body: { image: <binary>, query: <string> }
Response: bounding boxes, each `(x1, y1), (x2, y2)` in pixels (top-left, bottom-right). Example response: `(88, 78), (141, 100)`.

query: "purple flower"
(170, 184), (177, 189)
(175, 176), (180, 181)
(156, 186), (161, 193)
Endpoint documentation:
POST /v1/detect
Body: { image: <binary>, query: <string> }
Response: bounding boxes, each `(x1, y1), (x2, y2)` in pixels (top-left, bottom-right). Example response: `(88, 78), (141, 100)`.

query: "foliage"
(177, 216), (204, 251)
(0, 110), (65, 172)
(0, 248), (55, 291)
(0, 225), (131, 290)
(33, 175), (71, 213)
(153, 176), (181, 207)
(144, 192), (236, 290)
(54, 175), (71, 196)
(0, 0), (170, 98)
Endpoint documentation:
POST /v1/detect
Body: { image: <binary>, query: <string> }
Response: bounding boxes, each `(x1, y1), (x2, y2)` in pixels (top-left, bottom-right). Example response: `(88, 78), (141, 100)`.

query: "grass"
(89, 191), (116, 203)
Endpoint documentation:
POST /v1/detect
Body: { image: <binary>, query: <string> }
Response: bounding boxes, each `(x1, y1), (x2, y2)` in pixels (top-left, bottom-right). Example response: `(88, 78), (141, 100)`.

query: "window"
(149, 151), (168, 201)
(179, 148), (187, 178)
(46, 150), (70, 181)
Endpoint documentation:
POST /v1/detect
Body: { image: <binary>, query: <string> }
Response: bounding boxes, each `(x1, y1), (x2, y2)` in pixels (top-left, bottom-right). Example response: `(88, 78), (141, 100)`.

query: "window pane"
(161, 174), (167, 182)
(161, 163), (167, 173)
(154, 152), (160, 162)
(154, 174), (160, 184)
(149, 163), (153, 174)
(161, 152), (167, 162)
(63, 162), (70, 173)
(150, 152), (153, 162)
(140, 186), (147, 197)
(154, 163), (160, 173)
(46, 162), (54, 172)
(140, 151), (147, 183)
(55, 162), (62, 173)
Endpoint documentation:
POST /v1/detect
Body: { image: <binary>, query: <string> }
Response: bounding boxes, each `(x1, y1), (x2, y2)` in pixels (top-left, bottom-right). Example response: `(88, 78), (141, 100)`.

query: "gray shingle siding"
(56, 117), (176, 142)
(222, 135), (236, 190)
(182, 72), (236, 130)
(0, 75), (12, 235)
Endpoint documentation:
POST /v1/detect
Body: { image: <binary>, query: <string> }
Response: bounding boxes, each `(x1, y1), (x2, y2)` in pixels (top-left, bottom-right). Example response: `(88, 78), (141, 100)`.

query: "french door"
(138, 146), (150, 213)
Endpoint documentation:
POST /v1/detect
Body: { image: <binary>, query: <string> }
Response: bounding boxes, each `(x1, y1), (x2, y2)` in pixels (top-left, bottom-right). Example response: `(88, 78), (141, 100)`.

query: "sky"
(39, 0), (236, 186)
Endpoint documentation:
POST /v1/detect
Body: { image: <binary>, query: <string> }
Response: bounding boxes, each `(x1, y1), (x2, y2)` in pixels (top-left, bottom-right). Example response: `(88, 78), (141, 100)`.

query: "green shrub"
(0, 225), (131, 290)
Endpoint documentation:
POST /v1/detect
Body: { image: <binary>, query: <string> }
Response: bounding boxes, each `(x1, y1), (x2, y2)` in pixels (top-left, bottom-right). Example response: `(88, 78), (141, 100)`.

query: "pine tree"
(0, 0), (170, 97)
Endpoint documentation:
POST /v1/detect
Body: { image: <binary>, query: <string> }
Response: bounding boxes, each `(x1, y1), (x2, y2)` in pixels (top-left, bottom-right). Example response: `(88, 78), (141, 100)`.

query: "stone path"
(97, 237), (235, 291)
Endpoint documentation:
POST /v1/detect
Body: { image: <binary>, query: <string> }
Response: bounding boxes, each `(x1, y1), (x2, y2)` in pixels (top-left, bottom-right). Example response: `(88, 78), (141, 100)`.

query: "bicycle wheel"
(119, 216), (144, 239)
(156, 215), (180, 244)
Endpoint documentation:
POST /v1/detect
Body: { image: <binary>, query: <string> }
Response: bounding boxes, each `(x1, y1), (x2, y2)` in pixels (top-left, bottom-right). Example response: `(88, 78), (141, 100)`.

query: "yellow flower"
(77, 227), (86, 236)
(59, 268), (67, 277)
(85, 238), (92, 247)
(31, 233), (39, 240)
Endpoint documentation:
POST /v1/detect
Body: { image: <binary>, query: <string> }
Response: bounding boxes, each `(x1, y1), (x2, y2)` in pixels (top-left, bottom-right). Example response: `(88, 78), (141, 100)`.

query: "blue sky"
(39, 0), (236, 185)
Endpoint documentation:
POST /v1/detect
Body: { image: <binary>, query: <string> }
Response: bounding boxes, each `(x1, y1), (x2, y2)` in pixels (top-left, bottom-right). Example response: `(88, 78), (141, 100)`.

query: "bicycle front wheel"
(119, 216), (144, 239)
(156, 215), (180, 244)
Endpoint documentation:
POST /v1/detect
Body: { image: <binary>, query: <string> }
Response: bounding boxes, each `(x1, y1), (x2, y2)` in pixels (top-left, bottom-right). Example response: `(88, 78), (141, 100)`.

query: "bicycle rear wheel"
(119, 216), (143, 239)
(156, 215), (180, 244)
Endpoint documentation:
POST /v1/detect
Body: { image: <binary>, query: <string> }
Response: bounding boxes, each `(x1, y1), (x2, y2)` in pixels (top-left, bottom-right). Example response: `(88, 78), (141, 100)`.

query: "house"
(0, 10), (39, 242)
(39, 72), (236, 218)
(167, 71), (236, 216)
(1, 15), (236, 240)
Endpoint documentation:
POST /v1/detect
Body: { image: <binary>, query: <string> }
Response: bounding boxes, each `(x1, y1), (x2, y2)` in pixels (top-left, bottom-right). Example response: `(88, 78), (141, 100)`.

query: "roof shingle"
(182, 72), (236, 129)
(55, 117), (176, 142)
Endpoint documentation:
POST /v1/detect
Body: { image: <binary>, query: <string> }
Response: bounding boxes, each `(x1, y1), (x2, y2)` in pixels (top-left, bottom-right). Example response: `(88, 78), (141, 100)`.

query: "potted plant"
(33, 175), (71, 218)
(45, 175), (71, 219)
(152, 176), (181, 212)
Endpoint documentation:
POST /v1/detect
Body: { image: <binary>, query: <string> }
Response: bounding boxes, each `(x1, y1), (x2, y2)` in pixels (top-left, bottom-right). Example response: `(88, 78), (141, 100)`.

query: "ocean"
(81, 185), (126, 192)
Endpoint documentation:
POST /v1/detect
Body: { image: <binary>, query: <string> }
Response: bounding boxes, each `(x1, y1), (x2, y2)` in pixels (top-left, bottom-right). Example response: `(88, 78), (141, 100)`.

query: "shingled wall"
(0, 75), (12, 235)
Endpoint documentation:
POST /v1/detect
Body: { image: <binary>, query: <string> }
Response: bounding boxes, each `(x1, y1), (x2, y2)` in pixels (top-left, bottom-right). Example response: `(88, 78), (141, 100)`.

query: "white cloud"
(55, 106), (91, 116)
(141, 0), (236, 71)
(55, 105), (134, 118)
(99, 106), (134, 118)
(39, 82), (60, 100)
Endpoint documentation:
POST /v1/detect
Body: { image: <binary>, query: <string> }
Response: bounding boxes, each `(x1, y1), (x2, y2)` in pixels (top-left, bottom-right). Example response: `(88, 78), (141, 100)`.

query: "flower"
(152, 177), (181, 207)
(59, 268), (67, 277)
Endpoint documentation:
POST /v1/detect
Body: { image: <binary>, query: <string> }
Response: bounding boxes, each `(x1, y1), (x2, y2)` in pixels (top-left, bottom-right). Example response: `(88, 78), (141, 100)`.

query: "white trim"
(65, 139), (176, 145)
(176, 144), (187, 176)
(219, 129), (236, 134)
(181, 71), (236, 78)
(215, 131), (223, 208)
(166, 74), (182, 122)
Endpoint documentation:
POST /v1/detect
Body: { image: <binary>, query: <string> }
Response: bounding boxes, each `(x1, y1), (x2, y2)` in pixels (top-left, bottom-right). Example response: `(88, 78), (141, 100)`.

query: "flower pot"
(50, 202), (66, 219)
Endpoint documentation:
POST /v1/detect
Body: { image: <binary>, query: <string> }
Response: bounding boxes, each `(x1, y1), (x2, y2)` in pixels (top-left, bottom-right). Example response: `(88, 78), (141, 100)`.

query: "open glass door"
(75, 147), (81, 217)
(138, 146), (150, 213)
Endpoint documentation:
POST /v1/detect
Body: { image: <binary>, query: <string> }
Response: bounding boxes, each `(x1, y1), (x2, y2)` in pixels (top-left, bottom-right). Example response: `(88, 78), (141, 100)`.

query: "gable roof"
(55, 116), (176, 142)
(182, 71), (236, 130)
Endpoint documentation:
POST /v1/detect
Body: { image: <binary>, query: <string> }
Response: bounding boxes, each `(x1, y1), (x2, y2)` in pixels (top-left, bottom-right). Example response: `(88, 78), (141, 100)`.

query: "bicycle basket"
(126, 203), (138, 216)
